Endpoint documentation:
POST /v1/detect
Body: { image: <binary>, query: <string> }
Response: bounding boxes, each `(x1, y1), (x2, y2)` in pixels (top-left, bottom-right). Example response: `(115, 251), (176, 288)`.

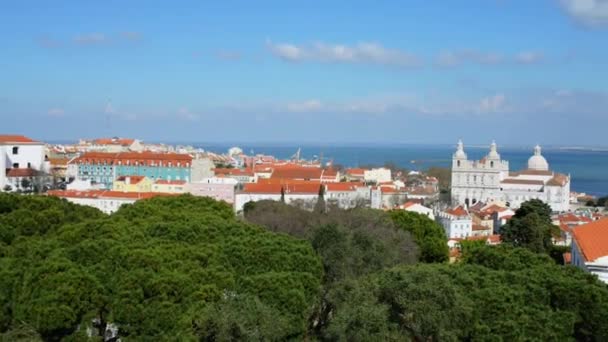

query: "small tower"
(452, 139), (467, 168)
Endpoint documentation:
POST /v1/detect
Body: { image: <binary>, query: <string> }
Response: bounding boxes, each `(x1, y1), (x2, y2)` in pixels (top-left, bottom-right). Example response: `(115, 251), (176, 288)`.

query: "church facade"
(450, 140), (570, 212)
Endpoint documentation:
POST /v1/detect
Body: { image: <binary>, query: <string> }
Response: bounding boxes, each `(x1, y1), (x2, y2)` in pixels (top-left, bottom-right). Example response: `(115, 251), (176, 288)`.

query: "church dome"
(527, 145), (549, 171)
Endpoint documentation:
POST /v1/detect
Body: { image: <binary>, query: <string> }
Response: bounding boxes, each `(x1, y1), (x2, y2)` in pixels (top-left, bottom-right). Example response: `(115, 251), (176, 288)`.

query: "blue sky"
(1, 0), (607, 145)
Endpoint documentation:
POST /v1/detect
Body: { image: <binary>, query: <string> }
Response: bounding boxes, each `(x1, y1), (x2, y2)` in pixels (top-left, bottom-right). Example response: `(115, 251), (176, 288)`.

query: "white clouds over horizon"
(266, 40), (422, 67)
(559, 0), (608, 27)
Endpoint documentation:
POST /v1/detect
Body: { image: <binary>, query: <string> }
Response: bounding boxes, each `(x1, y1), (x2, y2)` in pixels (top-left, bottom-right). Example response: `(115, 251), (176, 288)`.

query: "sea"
(193, 143), (608, 197)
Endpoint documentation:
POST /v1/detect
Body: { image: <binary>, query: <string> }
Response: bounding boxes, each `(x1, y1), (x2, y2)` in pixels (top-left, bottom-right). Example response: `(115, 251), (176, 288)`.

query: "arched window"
(490, 161), (494, 167)
(457, 160), (461, 167)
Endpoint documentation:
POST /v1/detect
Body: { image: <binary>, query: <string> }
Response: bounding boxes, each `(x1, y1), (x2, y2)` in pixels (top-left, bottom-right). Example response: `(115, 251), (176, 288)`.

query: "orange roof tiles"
(155, 180), (187, 185)
(74, 151), (192, 166)
(325, 182), (365, 192)
(572, 218), (608, 262)
(345, 168), (366, 176)
(446, 205), (468, 217)
(94, 138), (135, 146)
(472, 224), (489, 231)
(242, 182), (321, 195)
(0, 135), (41, 144)
(214, 168), (254, 177)
(6, 168), (37, 177)
(271, 167), (323, 180)
(116, 175), (146, 184)
(547, 174), (568, 186)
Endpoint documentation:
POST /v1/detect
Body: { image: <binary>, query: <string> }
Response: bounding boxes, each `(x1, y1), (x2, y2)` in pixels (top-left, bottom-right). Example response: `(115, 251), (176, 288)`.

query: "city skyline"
(1, 0), (607, 144)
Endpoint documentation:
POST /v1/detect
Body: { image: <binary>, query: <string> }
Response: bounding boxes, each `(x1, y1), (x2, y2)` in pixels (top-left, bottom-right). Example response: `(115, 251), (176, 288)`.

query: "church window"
(490, 161), (494, 167)
(457, 161), (461, 167)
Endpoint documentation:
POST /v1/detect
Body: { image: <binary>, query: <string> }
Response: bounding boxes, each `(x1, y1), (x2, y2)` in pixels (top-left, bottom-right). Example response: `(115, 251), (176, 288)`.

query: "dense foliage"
(500, 199), (560, 253)
(2, 195), (608, 341)
(389, 210), (449, 263)
(327, 245), (608, 341)
(0, 194), (322, 340)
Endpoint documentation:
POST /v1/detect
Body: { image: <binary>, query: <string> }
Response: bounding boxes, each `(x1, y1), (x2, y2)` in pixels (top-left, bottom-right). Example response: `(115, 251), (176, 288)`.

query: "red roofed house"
(234, 182), (322, 212)
(325, 182), (370, 209)
(438, 205), (473, 239)
(0, 135), (47, 191)
(571, 218), (608, 284)
(344, 168), (366, 181)
(112, 175), (153, 193)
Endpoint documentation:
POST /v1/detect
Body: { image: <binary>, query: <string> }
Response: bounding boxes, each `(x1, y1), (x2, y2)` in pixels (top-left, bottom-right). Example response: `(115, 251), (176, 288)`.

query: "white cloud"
(74, 33), (107, 45)
(286, 100), (323, 113)
(475, 94), (506, 114)
(559, 0), (608, 27)
(514, 51), (545, 64)
(435, 50), (504, 67)
(267, 40), (421, 67)
(47, 108), (65, 117)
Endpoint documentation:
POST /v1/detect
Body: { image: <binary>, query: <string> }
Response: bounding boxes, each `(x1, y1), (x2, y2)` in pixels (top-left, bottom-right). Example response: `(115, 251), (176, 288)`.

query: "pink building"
(187, 177), (238, 204)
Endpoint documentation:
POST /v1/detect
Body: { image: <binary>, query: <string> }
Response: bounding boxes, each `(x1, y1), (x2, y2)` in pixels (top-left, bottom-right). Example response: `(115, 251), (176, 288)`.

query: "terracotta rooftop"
(572, 218), (608, 262)
(242, 182), (321, 195)
(0, 135), (41, 144)
(345, 168), (366, 176)
(6, 168), (38, 177)
(94, 138), (135, 146)
(325, 182), (365, 192)
(73, 152), (192, 166)
(155, 180), (187, 185)
(546, 173), (569, 186)
(116, 175), (146, 184)
(271, 167), (323, 180)
(446, 205), (469, 217)
(214, 168), (254, 177)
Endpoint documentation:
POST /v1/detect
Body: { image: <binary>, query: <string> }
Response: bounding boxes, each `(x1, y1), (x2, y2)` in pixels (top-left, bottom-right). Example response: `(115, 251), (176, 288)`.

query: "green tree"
(389, 210), (449, 263)
(314, 185), (326, 213)
(501, 199), (557, 253)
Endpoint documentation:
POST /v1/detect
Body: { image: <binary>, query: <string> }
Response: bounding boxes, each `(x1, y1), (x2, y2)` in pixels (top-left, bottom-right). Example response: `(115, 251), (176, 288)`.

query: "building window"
(12, 147), (18, 155)
(490, 161), (494, 167)
(457, 160), (461, 167)
(12, 163), (19, 168)
(27, 162), (31, 168)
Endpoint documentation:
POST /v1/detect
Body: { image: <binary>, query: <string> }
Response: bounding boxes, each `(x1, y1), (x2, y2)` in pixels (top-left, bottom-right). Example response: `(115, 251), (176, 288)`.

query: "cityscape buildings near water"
(1, 134), (607, 283)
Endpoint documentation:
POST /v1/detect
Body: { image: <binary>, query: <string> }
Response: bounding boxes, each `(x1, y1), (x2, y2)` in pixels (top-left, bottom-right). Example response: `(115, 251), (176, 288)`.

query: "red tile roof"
(0, 135), (41, 144)
(472, 224), (489, 231)
(546, 173), (568, 186)
(48, 158), (69, 166)
(155, 180), (187, 185)
(572, 218), (608, 262)
(345, 168), (366, 176)
(94, 138), (135, 146)
(271, 167), (323, 180)
(242, 183), (321, 195)
(325, 182), (365, 192)
(73, 152), (192, 166)
(446, 205), (468, 217)
(116, 175), (146, 184)
(5, 168), (38, 177)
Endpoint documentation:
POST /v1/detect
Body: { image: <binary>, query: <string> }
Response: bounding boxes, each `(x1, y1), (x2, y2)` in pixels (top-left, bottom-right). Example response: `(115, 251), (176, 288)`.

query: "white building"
(0, 135), (47, 190)
(398, 201), (435, 220)
(187, 177), (238, 203)
(47, 190), (172, 214)
(451, 140), (570, 212)
(234, 183), (321, 212)
(571, 218), (608, 284)
(437, 205), (473, 239)
(364, 168), (392, 184)
(325, 182), (370, 209)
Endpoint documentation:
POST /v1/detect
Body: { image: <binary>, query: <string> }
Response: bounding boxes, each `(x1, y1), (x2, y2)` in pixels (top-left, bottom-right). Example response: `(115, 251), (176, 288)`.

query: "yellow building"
(113, 175), (153, 193)
(152, 180), (187, 194)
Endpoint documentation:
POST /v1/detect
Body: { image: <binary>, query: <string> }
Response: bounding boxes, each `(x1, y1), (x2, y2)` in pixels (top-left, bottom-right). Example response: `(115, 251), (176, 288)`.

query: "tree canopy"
(389, 210), (449, 263)
(326, 245), (608, 341)
(0, 194), (322, 340)
(500, 199), (559, 253)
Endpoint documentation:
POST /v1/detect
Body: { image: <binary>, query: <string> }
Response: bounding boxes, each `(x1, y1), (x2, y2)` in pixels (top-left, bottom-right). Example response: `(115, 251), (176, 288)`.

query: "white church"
(450, 140), (570, 212)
